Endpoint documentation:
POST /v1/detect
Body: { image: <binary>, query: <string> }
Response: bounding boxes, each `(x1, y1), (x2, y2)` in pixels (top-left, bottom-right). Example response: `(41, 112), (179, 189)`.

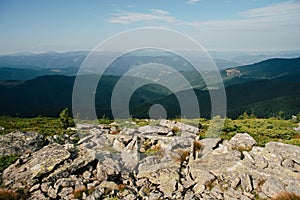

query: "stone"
(29, 184), (40, 192)
(189, 144), (242, 176)
(54, 178), (76, 189)
(223, 187), (243, 200)
(58, 187), (73, 198)
(76, 123), (97, 130)
(211, 185), (224, 199)
(286, 180), (300, 196)
(28, 190), (49, 200)
(96, 152), (121, 182)
(157, 168), (178, 197)
(241, 173), (253, 192)
(193, 183), (205, 194)
(48, 186), (57, 199)
(265, 142), (300, 164)
(121, 136), (139, 171)
(0, 131), (47, 156)
(149, 191), (163, 200)
(189, 169), (215, 187)
(98, 181), (118, 190)
(124, 194), (136, 200)
(83, 171), (91, 180)
(227, 133), (256, 150)
(44, 145), (95, 182)
(113, 138), (125, 152)
(2, 120), (300, 200)
(262, 178), (285, 198)
(2, 143), (70, 190)
(200, 138), (222, 156)
(41, 182), (51, 193)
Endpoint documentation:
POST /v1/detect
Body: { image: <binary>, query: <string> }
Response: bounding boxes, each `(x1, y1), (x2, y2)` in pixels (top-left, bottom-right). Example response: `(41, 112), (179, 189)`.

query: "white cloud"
(186, 0), (199, 4)
(109, 9), (178, 24)
(108, 1), (300, 50)
(241, 1), (300, 18)
(191, 1), (300, 51)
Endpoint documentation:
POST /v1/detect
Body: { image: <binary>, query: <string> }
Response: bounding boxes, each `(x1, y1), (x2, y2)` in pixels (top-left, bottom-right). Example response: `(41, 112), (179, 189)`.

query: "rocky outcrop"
(1, 120), (300, 199)
(0, 131), (47, 156)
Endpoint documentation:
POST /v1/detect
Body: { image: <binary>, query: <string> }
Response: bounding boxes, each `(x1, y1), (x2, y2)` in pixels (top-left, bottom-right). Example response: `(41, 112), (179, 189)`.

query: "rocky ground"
(0, 120), (300, 200)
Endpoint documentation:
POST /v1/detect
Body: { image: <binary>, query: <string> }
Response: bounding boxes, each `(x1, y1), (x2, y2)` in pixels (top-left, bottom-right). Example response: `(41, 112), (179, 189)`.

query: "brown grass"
(193, 140), (204, 151)
(117, 184), (126, 192)
(172, 126), (180, 133)
(0, 189), (19, 200)
(271, 191), (300, 200)
(73, 186), (87, 199)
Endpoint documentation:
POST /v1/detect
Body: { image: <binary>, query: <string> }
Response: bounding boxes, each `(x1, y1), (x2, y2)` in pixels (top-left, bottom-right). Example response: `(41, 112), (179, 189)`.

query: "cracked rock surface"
(1, 120), (300, 199)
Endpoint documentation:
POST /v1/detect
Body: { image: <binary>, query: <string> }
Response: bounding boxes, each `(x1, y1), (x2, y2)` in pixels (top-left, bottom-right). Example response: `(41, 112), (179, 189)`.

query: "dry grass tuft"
(0, 188), (19, 200)
(271, 191), (300, 200)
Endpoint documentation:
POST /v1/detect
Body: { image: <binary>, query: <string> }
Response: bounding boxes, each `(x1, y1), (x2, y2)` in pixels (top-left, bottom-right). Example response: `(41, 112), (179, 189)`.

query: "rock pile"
(1, 120), (300, 199)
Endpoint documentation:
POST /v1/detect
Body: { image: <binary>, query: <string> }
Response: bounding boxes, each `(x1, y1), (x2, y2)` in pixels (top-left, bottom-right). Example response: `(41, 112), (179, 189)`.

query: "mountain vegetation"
(0, 55), (299, 120)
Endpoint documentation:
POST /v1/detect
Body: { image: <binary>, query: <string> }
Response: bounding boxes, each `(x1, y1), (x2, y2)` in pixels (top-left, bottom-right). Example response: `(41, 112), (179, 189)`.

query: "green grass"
(0, 116), (73, 136)
(175, 117), (300, 147)
(0, 154), (20, 173)
(221, 118), (300, 146)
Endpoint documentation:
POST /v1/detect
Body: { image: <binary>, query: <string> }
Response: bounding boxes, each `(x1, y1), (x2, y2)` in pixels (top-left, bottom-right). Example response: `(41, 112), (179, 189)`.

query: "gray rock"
(211, 185), (224, 199)
(227, 133), (256, 150)
(58, 187), (73, 198)
(286, 180), (300, 196)
(44, 145), (95, 182)
(28, 190), (49, 200)
(190, 144), (242, 176)
(48, 186), (57, 199)
(0, 131), (47, 156)
(200, 138), (222, 156)
(241, 173), (253, 192)
(96, 152), (121, 181)
(2, 143), (70, 190)
(149, 191), (162, 200)
(83, 171), (91, 180)
(41, 182), (51, 193)
(265, 142), (300, 164)
(262, 178), (285, 198)
(160, 119), (199, 135)
(76, 123), (98, 130)
(121, 136), (139, 171)
(29, 184), (40, 192)
(113, 138), (126, 152)
(1, 120), (300, 200)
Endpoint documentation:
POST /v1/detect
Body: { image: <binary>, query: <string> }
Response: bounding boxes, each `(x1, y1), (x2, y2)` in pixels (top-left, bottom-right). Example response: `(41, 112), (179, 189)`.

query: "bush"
(59, 108), (74, 129)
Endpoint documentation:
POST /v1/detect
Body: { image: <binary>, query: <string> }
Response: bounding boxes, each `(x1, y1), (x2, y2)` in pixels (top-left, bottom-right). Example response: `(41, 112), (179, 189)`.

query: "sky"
(0, 0), (300, 54)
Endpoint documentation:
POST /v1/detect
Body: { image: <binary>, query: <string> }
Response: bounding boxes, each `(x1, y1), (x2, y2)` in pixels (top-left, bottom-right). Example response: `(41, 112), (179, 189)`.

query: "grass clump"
(271, 191), (300, 200)
(0, 188), (19, 200)
(144, 144), (163, 157)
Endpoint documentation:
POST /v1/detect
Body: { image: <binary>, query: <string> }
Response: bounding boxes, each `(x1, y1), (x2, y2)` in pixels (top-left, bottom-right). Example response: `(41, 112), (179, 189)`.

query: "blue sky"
(0, 0), (299, 53)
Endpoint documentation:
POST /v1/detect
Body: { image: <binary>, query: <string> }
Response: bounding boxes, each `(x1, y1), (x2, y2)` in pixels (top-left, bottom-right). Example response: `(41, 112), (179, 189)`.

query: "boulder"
(3, 143), (70, 190)
(0, 131), (47, 156)
(227, 133), (256, 150)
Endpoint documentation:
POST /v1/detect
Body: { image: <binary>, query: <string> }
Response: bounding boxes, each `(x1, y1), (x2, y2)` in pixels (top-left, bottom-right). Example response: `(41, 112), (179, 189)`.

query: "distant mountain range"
(0, 52), (299, 119)
(1, 50), (299, 80)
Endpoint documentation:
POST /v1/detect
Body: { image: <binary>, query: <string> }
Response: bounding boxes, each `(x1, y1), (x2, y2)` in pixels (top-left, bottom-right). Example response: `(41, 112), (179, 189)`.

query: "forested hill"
(0, 57), (299, 119)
